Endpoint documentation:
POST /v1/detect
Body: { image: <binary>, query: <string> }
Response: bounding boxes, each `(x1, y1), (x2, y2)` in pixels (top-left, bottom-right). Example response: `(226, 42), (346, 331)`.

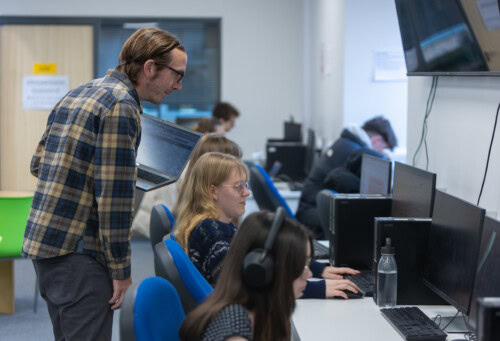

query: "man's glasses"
(220, 181), (249, 193)
(165, 65), (184, 83)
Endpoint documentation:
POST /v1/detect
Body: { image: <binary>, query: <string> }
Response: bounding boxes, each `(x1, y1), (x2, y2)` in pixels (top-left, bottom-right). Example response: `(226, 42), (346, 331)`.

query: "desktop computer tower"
(266, 141), (306, 182)
(372, 218), (447, 305)
(328, 194), (392, 269)
(477, 297), (500, 341)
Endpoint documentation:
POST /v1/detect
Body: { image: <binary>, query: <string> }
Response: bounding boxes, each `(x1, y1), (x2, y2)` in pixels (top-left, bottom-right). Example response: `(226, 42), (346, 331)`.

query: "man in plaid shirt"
(23, 27), (187, 340)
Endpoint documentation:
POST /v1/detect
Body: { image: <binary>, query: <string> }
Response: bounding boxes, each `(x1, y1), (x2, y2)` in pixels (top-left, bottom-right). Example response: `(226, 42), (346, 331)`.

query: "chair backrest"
(120, 276), (185, 341)
(316, 189), (337, 239)
(0, 195), (33, 258)
(154, 239), (213, 314)
(249, 165), (295, 218)
(149, 204), (175, 249)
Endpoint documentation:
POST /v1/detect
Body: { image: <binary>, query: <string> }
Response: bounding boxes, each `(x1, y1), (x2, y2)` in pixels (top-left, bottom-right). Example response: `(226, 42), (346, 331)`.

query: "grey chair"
(149, 204), (175, 250)
(154, 238), (213, 314)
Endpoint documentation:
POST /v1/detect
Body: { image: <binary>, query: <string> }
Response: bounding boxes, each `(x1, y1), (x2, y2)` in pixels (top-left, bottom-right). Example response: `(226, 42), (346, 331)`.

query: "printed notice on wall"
(373, 50), (407, 82)
(476, 0), (500, 31)
(22, 76), (69, 110)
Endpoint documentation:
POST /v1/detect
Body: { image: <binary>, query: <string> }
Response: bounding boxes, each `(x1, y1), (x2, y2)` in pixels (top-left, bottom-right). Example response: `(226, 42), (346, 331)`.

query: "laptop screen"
(136, 114), (201, 177)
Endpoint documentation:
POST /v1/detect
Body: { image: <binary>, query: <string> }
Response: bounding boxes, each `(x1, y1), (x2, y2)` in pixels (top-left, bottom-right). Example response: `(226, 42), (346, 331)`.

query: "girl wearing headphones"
(179, 210), (312, 341)
(174, 152), (360, 299)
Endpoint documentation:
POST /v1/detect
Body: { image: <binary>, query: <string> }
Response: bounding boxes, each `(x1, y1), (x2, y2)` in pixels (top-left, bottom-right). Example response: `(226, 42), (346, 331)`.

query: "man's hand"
(321, 266), (360, 279)
(109, 277), (132, 310)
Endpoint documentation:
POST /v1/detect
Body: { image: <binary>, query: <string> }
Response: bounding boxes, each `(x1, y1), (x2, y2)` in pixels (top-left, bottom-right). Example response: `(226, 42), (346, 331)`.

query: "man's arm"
(30, 109), (57, 178)
(94, 101), (140, 281)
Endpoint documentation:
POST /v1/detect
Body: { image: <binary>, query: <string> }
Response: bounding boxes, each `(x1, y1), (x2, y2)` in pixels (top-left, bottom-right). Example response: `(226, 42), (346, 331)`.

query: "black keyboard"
(137, 168), (169, 184)
(312, 240), (329, 259)
(345, 270), (374, 297)
(380, 307), (448, 341)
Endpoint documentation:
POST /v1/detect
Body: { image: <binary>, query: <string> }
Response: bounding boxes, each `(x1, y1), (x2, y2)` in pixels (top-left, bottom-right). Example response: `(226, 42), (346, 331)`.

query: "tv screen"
(394, 0), (500, 75)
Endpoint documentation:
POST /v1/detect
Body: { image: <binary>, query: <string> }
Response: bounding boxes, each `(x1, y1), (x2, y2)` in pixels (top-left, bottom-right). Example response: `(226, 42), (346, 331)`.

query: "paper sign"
(22, 76), (69, 110)
(373, 50), (407, 81)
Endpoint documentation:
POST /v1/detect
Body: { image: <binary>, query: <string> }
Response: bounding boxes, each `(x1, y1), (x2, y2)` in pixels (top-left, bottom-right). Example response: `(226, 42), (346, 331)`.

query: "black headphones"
(242, 207), (286, 289)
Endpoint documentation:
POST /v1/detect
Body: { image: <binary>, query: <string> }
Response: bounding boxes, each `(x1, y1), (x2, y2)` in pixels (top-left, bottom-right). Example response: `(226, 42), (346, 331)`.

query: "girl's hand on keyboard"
(321, 266), (360, 279)
(325, 279), (360, 298)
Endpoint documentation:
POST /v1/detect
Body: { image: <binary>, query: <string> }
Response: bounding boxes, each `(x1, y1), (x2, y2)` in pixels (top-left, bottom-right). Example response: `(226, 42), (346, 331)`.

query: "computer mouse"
(332, 290), (364, 299)
(345, 291), (364, 299)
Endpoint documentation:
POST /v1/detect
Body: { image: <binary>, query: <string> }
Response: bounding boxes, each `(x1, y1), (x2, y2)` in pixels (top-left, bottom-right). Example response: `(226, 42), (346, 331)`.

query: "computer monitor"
(359, 154), (392, 195)
(391, 162), (436, 218)
(423, 190), (485, 331)
(304, 128), (316, 175)
(468, 216), (500, 332)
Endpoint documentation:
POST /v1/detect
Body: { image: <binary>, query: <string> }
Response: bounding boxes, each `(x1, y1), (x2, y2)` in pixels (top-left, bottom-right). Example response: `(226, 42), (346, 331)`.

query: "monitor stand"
(436, 315), (468, 334)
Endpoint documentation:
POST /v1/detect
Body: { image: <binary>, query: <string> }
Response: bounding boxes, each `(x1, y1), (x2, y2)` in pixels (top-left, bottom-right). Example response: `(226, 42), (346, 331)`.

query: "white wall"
(343, 0), (407, 154)
(408, 76), (500, 214)
(304, 0), (345, 150)
(0, 0), (305, 159)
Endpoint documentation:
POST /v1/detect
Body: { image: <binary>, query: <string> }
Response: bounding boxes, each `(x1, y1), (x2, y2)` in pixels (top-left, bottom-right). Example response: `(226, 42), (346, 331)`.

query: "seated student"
(212, 102), (240, 132)
(193, 117), (226, 135)
(172, 134), (241, 218)
(174, 152), (360, 299)
(296, 116), (397, 238)
(131, 134), (241, 238)
(179, 210), (313, 341)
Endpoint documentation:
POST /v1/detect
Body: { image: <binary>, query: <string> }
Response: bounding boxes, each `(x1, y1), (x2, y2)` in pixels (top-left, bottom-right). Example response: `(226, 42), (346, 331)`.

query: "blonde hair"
(172, 134), (242, 217)
(174, 152), (248, 251)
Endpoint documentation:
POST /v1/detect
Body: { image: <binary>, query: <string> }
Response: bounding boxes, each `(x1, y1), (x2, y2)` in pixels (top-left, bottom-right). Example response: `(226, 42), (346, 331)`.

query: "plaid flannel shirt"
(23, 70), (142, 280)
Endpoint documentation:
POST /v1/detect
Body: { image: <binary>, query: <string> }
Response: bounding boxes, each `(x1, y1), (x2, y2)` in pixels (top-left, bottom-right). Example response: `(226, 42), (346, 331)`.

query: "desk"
(0, 191), (33, 314)
(293, 297), (464, 341)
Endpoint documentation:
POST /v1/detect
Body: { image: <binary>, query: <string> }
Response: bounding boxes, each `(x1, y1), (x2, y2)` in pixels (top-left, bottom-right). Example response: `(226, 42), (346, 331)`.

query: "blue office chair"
(149, 204), (175, 249)
(249, 164), (295, 218)
(316, 189), (338, 240)
(154, 239), (213, 314)
(120, 276), (185, 341)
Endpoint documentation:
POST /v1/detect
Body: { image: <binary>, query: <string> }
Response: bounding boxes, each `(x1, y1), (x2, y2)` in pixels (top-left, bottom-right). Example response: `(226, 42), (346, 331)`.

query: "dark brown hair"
(362, 116), (398, 150)
(115, 27), (186, 85)
(179, 211), (313, 341)
(212, 102), (240, 121)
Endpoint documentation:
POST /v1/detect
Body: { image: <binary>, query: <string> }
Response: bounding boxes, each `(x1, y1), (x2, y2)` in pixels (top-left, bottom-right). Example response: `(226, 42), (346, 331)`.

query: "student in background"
(179, 210), (313, 341)
(212, 102), (240, 132)
(193, 116), (225, 135)
(131, 134), (241, 238)
(174, 152), (360, 299)
(296, 116), (397, 239)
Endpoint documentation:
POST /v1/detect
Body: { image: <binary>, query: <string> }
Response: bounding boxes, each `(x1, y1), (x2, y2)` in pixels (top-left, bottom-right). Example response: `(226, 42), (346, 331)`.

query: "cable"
(412, 77), (434, 166)
(412, 76), (438, 168)
(477, 100), (500, 206)
(441, 310), (460, 331)
(423, 76), (439, 170)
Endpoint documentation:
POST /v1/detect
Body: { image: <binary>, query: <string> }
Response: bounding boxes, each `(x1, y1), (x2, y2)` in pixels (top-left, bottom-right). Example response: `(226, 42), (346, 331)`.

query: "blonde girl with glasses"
(174, 151), (361, 300)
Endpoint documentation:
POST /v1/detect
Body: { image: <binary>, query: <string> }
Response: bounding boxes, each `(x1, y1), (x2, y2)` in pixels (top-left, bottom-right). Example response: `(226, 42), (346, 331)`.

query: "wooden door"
(0, 25), (93, 191)
(0, 24), (93, 314)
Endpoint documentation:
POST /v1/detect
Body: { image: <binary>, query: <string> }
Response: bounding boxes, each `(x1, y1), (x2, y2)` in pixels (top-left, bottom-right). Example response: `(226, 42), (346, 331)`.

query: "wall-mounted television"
(395, 0), (500, 76)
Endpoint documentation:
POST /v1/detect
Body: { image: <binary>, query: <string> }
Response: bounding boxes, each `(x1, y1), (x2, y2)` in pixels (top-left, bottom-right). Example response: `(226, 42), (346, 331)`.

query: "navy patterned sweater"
(188, 218), (326, 298)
